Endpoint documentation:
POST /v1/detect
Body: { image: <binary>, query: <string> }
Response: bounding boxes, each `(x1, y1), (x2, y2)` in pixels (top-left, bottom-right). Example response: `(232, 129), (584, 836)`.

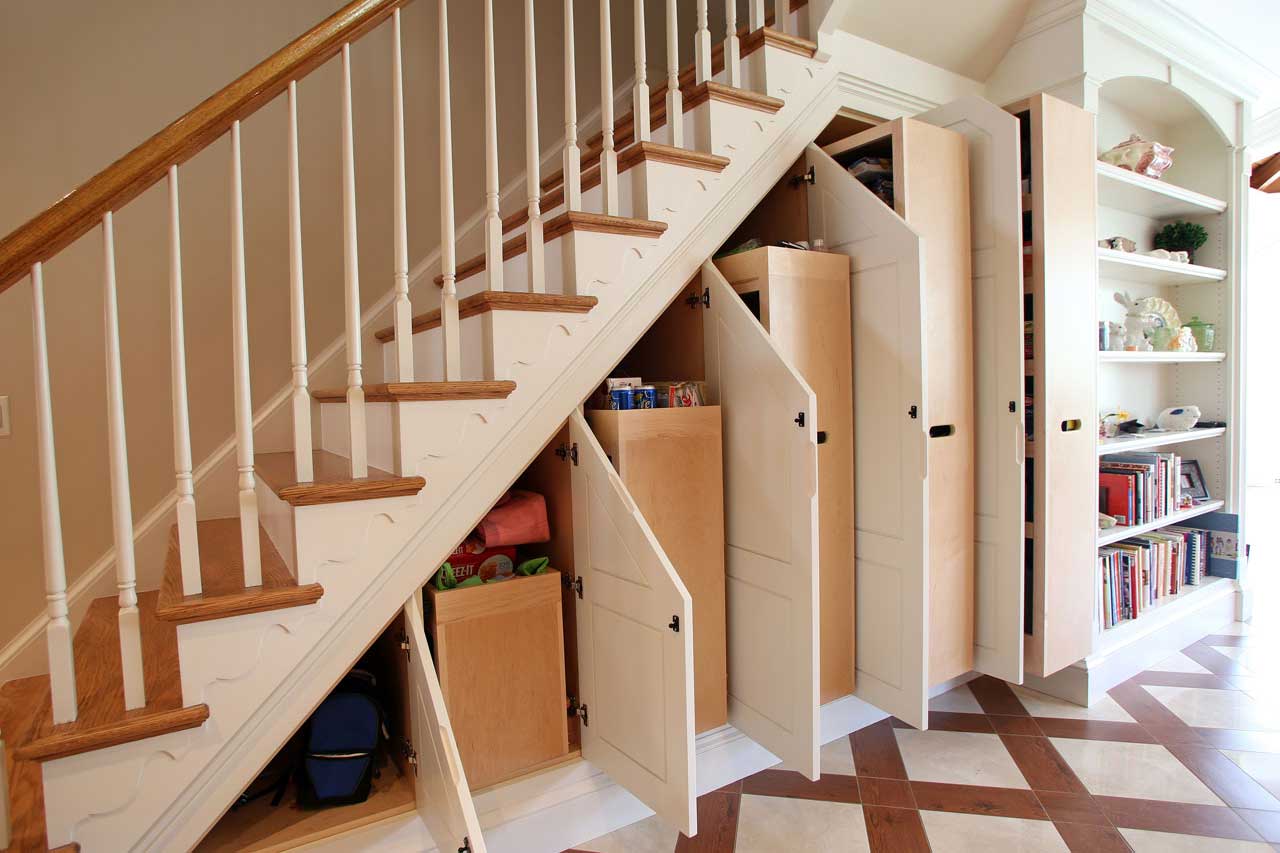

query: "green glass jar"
(1185, 316), (1215, 352)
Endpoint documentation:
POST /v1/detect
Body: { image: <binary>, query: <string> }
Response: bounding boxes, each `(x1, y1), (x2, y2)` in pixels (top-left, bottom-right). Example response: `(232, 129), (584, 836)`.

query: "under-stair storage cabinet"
(1006, 94), (1098, 678)
(802, 117), (979, 729)
(711, 247), (856, 705)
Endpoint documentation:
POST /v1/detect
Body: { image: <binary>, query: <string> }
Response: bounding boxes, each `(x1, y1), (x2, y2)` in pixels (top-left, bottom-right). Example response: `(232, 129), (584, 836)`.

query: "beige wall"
(0, 0), (741, 664)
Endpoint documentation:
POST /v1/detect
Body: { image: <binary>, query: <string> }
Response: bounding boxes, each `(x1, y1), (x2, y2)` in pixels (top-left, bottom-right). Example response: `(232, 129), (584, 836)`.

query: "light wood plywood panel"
(714, 246), (856, 704)
(587, 406), (729, 734)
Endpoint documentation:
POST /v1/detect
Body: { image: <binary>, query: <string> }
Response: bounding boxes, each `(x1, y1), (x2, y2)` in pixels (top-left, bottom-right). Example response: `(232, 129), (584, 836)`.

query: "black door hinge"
(794, 412), (805, 428)
(668, 615), (680, 632)
(401, 738), (418, 776)
(791, 165), (816, 186)
(686, 287), (710, 309)
(398, 631), (411, 660)
(908, 405), (918, 419)
(556, 442), (579, 466)
(459, 838), (472, 853)
(1009, 400), (1017, 413)
(572, 576), (584, 599)
(569, 696), (590, 727)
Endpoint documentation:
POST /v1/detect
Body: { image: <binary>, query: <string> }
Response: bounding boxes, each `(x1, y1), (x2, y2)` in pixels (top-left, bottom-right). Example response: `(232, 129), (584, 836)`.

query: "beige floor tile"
(1120, 827), (1272, 852)
(894, 729), (1029, 789)
(1143, 684), (1280, 731)
(919, 810), (1068, 853)
(578, 814), (679, 853)
(1049, 737), (1224, 806)
(1010, 684), (1135, 722)
(1148, 652), (1214, 674)
(1222, 749), (1280, 800)
(735, 793), (870, 852)
(820, 735), (856, 776)
(930, 684), (984, 714)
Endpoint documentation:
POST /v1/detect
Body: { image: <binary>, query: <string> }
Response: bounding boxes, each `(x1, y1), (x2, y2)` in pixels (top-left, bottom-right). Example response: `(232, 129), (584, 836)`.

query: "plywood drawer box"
(427, 571), (570, 790)
(586, 406), (728, 733)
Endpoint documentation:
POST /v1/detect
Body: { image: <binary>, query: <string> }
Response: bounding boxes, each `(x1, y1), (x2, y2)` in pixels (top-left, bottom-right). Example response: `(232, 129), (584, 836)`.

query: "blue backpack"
(296, 669), (387, 808)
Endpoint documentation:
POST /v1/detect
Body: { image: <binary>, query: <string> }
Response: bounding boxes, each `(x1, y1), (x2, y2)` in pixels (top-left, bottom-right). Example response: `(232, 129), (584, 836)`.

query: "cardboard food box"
(447, 539), (517, 583)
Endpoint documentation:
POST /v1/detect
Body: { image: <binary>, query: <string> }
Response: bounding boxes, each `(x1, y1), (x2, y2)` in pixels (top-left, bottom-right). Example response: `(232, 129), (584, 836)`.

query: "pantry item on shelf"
(1185, 316), (1215, 352)
(847, 155), (894, 206)
(1170, 325), (1199, 352)
(668, 380), (705, 407)
(514, 556), (551, 576)
(1099, 512), (1119, 529)
(476, 490), (550, 548)
(1099, 410), (1130, 439)
(714, 237), (762, 259)
(1099, 133), (1175, 178)
(1150, 325), (1175, 351)
(1115, 292), (1181, 351)
(434, 562), (484, 591)
(1099, 236), (1137, 252)
(606, 376), (642, 390)
(1156, 406), (1201, 432)
(634, 385), (657, 409)
(442, 538), (518, 584)
(1154, 221), (1208, 264)
(610, 387), (634, 410)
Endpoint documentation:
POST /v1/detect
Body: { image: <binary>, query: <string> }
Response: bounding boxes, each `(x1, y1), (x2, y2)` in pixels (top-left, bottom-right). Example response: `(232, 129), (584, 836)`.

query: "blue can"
(609, 388), (634, 410)
(634, 386), (657, 409)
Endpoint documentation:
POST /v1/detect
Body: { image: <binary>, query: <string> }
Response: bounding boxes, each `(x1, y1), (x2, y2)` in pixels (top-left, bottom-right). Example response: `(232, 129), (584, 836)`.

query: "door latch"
(908, 405), (918, 419)
(1009, 400), (1017, 413)
(794, 412), (806, 428)
(668, 615), (680, 633)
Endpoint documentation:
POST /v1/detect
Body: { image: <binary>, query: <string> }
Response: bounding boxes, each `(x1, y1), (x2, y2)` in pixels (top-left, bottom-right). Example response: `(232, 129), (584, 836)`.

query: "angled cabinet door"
(404, 593), (488, 853)
(804, 143), (931, 731)
(701, 261), (820, 779)
(568, 412), (697, 837)
(919, 96), (1026, 684)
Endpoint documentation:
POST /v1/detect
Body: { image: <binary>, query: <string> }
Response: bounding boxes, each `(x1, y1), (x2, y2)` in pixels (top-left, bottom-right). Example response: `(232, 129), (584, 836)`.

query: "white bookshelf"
(1098, 427), (1226, 455)
(1095, 575), (1232, 653)
(1099, 351), (1225, 364)
(1095, 161), (1227, 219)
(1096, 247), (1226, 286)
(1097, 499), (1225, 547)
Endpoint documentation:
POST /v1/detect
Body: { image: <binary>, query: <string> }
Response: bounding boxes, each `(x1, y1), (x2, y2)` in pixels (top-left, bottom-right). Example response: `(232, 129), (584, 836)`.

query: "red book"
(1099, 472), (1135, 525)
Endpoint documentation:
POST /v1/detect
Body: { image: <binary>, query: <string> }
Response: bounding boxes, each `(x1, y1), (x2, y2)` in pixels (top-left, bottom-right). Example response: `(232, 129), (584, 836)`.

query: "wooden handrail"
(0, 0), (413, 295)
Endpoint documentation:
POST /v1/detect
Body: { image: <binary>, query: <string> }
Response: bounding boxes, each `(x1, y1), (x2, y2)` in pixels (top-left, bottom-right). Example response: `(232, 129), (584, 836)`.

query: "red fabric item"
(476, 490), (550, 548)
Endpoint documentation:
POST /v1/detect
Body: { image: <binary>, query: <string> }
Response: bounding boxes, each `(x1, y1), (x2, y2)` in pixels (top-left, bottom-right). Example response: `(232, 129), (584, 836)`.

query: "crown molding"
(1013, 0), (1086, 42)
(1250, 106), (1280, 157)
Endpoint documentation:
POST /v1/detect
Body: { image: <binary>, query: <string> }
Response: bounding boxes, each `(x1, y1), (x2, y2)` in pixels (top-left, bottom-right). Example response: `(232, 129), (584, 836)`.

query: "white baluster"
(229, 122), (263, 589)
(31, 263), (77, 725)
(563, 0), (582, 210)
(287, 83), (314, 480)
(695, 0), (712, 83)
(725, 0), (741, 86)
(633, 0), (651, 143)
(340, 44), (368, 477)
(599, 0), (619, 215)
(167, 167), (201, 596)
(440, 0), (462, 375)
(101, 214), (146, 710)
(391, 13), (416, 376)
(749, 0), (765, 30)
(481, 0), (503, 293)
(774, 0), (788, 35)
(524, 0), (546, 293)
(665, 0), (683, 148)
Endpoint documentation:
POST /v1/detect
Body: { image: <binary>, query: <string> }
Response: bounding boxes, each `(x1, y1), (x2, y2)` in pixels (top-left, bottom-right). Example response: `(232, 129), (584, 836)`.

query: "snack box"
(447, 539), (517, 582)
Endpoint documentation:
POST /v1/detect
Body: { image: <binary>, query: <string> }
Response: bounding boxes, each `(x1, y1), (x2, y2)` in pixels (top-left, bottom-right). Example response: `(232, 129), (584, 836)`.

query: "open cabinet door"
(701, 261), (820, 779)
(804, 143), (931, 731)
(918, 96), (1026, 684)
(568, 412), (697, 836)
(404, 593), (487, 853)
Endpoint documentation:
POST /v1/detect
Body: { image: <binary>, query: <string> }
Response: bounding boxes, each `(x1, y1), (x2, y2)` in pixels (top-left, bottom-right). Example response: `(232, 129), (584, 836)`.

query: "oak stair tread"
(502, 142), (730, 235)
(374, 291), (599, 343)
(256, 449), (425, 506)
(1, 590), (209, 768)
(156, 518), (323, 624)
(311, 380), (517, 403)
(437, 211), (667, 287)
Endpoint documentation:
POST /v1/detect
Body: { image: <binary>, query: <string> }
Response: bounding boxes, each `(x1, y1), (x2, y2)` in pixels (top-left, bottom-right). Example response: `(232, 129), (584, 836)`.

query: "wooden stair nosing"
(156, 520), (324, 624)
(374, 292), (598, 343)
(14, 704), (210, 762)
(436, 212), (667, 287)
(312, 380), (517, 403)
(256, 450), (425, 506)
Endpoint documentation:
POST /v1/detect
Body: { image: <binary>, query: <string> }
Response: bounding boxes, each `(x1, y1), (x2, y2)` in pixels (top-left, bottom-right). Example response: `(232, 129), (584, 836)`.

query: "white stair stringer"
(39, 45), (842, 853)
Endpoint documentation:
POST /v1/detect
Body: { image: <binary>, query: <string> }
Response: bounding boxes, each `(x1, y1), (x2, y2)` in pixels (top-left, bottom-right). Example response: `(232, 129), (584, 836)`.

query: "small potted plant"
(1153, 221), (1208, 264)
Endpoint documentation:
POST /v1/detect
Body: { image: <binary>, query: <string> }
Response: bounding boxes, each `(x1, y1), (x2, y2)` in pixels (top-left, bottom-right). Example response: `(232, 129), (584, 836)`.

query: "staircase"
(0, 0), (846, 849)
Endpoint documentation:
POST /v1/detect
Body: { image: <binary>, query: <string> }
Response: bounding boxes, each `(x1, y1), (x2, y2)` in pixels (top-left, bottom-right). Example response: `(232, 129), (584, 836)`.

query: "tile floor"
(571, 620), (1280, 852)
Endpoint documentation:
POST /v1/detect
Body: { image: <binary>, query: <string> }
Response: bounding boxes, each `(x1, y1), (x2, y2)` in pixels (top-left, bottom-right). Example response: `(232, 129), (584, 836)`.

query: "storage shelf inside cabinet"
(1095, 575), (1231, 652)
(1097, 247), (1226, 286)
(1098, 351), (1225, 364)
(1098, 427), (1225, 455)
(1095, 161), (1227, 219)
(1097, 499), (1225, 546)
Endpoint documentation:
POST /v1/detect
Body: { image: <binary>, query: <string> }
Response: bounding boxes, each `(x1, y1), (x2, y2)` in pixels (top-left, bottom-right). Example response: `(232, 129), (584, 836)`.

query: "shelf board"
(1095, 161), (1228, 218)
(1098, 427), (1226, 455)
(1097, 499), (1225, 546)
(1097, 247), (1226, 286)
(1099, 351), (1226, 364)
(1095, 575), (1233, 654)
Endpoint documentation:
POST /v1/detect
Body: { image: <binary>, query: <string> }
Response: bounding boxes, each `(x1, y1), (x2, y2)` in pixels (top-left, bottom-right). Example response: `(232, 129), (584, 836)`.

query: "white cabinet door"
(568, 412), (697, 836)
(919, 96), (1026, 684)
(804, 143), (931, 731)
(404, 594), (487, 853)
(701, 261), (820, 780)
